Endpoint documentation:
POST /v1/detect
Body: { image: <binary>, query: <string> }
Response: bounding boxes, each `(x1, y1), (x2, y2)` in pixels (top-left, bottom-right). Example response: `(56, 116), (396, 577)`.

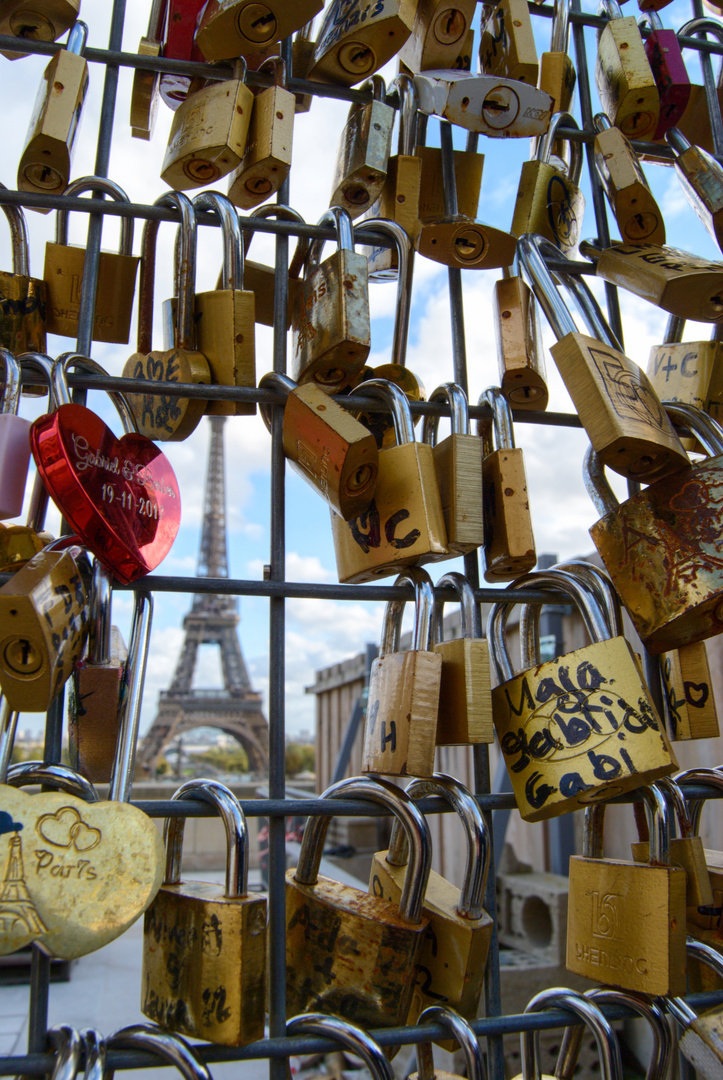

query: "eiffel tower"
(138, 417), (269, 776)
(0, 833), (47, 936)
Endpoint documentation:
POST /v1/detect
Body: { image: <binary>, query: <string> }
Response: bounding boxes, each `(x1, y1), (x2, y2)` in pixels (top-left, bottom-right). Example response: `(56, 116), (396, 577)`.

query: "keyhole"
(3, 637), (43, 675)
(237, 4), (278, 43)
(433, 7), (466, 44)
(339, 42), (375, 74)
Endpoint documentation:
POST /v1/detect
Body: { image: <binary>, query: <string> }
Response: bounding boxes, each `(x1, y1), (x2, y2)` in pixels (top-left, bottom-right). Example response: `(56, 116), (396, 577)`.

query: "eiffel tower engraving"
(0, 833), (47, 936)
(138, 416), (269, 776)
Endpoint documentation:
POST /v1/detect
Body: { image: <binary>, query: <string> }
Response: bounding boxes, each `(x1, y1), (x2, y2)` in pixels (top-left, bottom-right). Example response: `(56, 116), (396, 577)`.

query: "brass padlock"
(511, 112), (585, 253)
(227, 56), (295, 211)
(17, 20), (89, 205)
(290, 19), (316, 114)
(307, 0), (417, 86)
(195, 0), (322, 62)
(595, 0), (659, 141)
(129, 0), (165, 140)
(161, 60), (254, 190)
(593, 113), (666, 245)
(123, 192), (211, 442)
(493, 269), (548, 411)
(567, 785), (686, 995)
(0, 195), (46, 356)
(584, 404), (723, 653)
(242, 203), (307, 328)
(519, 234), (689, 481)
(43, 176), (139, 345)
(291, 206), (370, 391)
(192, 190), (256, 417)
(538, 0), (576, 114)
(667, 939), (723, 1078)
(479, 0), (539, 84)
(0, 523), (54, 572)
(259, 371), (378, 520)
(373, 789), (492, 1034)
(0, 542), (90, 712)
(489, 567), (678, 821)
(362, 567), (442, 778)
(666, 126), (723, 253)
(420, 382), (483, 558)
(517, 989), (624, 1080)
(0, 0), (79, 60)
(286, 774), (431, 1029)
(399, 0), (478, 74)
(477, 386), (536, 582)
(141, 779), (266, 1046)
(433, 572), (492, 745)
(412, 69), (553, 137)
(660, 641), (720, 741)
(415, 113), (483, 224)
(678, 768), (723, 939)
(329, 75), (395, 220)
(331, 379), (448, 582)
(646, 316), (723, 439)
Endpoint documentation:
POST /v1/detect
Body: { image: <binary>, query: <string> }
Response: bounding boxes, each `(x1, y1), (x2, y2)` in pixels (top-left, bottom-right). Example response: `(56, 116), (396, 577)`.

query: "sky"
(2, 0), (723, 744)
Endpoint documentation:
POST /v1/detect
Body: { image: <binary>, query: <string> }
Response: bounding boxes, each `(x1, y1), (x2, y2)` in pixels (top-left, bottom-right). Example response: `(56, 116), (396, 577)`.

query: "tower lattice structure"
(138, 417), (269, 775)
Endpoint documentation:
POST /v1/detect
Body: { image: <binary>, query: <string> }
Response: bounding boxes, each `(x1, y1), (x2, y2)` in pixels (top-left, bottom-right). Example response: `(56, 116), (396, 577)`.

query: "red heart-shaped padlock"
(30, 403), (181, 584)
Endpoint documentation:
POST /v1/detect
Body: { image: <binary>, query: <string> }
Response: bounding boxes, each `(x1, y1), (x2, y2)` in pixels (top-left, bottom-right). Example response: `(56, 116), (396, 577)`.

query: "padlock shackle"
(349, 378), (415, 446)
(258, 54), (287, 88)
(109, 592), (153, 804)
(164, 779), (250, 898)
(422, 382), (470, 446)
(0, 182), (29, 277)
(583, 446), (619, 518)
(48, 1026), (82, 1080)
(387, 773), (489, 920)
(665, 127), (692, 156)
(355, 218), (411, 368)
(664, 313), (685, 344)
(0, 699), (19, 786)
(244, 205), (309, 281)
(0, 349), (22, 417)
(306, 206), (356, 274)
(378, 566), (436, 655)
(520, 565), (621, 668)
(286, 1015), (394, 1080)
(56, 176), (134, 255)
(192, 190), (243, 291)
(81, 1030), (105, 1080)
(522, 989), (623, 1080)
(415, 1006), (486, 1080)
(106, 1025), (212, 1080)
(67, 19), (88, 55)
(433, 570), (477, 642)
(676, 766), (723, 834)
(145, 0), (168, 39)
(667, 938), (723, 1025)
(665, 401), (723, 456)
(87, 558), (112, 667)
(557, 990), (671, 1080)
(537, 113), (583, 186)
(593, 113), (612, 133)
(53, 353), (139, 434)
(17, 352), (54, 405)
(258, 371), (296, 434)
(636, 784), (672, 864)
(638, 9), (663, 31)
(7, 760), (99, 801)
(551, 0), (572, 54)
(137, 191), (196, 354)
(477, 386), (515, 455)
(392, 73), (419, 157)
(656, 776), (695, 838)
(294, 775), (432, 925)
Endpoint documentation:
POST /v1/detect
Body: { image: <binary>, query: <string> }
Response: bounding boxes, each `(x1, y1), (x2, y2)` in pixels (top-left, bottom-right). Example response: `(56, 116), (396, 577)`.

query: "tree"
(286, 742), (315, 776)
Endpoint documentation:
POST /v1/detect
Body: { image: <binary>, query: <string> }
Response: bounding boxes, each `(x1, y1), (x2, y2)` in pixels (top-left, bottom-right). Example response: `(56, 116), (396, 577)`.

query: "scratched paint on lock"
(546, 175), (580, 247)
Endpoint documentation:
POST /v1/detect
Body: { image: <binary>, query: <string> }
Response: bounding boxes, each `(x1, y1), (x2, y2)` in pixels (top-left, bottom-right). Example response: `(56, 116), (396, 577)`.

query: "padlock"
(567, 784), (686, 994)
(515, 988), (624, 1080)
(32, 352), (182, 583)
(493, 269), (548, 411)
(307, 0), (417, 86)
(291, 206), (371, 391)
(191, 190), (256, 417)
(433, 573), (493, 745)
(129, 0), (165, 140)
(286, 1014), (393, 1080)
(157, 0), (206, 112)
(585, 403), (723, 652)
(0, 0), (80, 60)
(646, 317), (723, 442)
(122, 192), (211, 442)
(330, 379), (448, 582)
(161, 61), (253, 191)
(287, 774), (431, 1029)
(43, 176), (139, 345)
(290, 19), (316, 113)
(227, 56), (295, 210)
(0, 541), (90, 712)
(371, 778), (492, 1028)
(660, 641), (720, 740)
(195, 0), (322, 62)
(106, 1025), (212, 1080)
(412, 69), (554, 137)
(0, 351), (31, 520)
(593, 113), (665, 245)
(407, 1005), (488, 1069)
(361, 567), (441, 777)
(641, 12), (691, 140)
(259, 371), (378, 520)
(489, 568), (678, 822)
(538, 0), (576, 115)
(678, 768), (723, 939)
(0, 523), (54, 572)
(511, 112), (585, 253)
(477, 386), (536, 582)
(420, 383), (483, 558)
(631, 776), (714, 908)
(666, 126), (723, 253)
(666, 938), (723, 1077)
(580, 236), (723, 323)
(595, 0), (659, 141)
(667, 19), (723, 158)
(16, 20), (89, 205)
(67, 559), (128, 785)
(0, 191), (47, 355)
(399, 0), (477, 73)
(415, 112), (483, 225)
(479, 0), (539, 85)
(329, 75), (395, 220)
(241, 203), (307, 328)
(141, 778), (266, 1046)
(519, 234), (689, 481)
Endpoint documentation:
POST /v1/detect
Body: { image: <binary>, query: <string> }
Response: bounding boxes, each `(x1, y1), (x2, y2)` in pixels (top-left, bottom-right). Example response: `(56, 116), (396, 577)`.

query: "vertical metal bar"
(439, 120), (468, 393)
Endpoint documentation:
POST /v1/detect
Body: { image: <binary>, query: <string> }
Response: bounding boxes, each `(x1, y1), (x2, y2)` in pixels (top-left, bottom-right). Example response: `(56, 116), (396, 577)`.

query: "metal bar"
(440, 119), (469, 394)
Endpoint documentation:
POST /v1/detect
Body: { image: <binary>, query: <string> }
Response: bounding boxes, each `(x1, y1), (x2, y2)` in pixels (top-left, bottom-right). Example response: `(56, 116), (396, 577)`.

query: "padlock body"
(660, 642), (720, 741)
(370, 852), (492, 1029)
(538, 51), (576, 114)
(413, 70), (553, 136)
(551, 331), (689, 481)
(678, 1014), (723, 1079)
(194, 288), (257, 417)
(285, 870), (428, 1027)
(244, 260), (301, 328)
(331, 440), (448, 583)
(330, 98), (395, 219)
(416, 146), (483, 223)
(673, 144), (723, 248)
(644, 29), (690, 139)
(142, 882), (267, 1045)
(0, 549), (88, 711)
(494, 276), (548, 410)
(123, 348), (211, 441)
(511, 160), (585, 253)
(227, 84), (295, 210)
(0, 413), (31, 519)
(196, 0), (323, 61)
(0, 525), (53, 572)
(491, 636), (678, 821)
(291, 249), (371, 389)
(481, 446), (535, 581)
(309, 0), (418, 85)
(567, 854), (686, 995)
(399, 0), (477, 73)
(159, 0), (206, 110)
(161, 79), (254, 190)
(594, 126), (665, 245)
(648, 341), (723, 450)
(416, 216), (517, 270)
(68, 626), (127, 784)
(632, 836), (714, 908)
(43, 244), (139, 345)
(0, 271), (47, 354)
(593, 243), (723, 323)
(130, 37), (162, 140)
(426, 432), (483, 556)
(282, 382), (379, 520)
(362, 649), (442, 777)
(0, 0), (79, 60)
(595, 18), (659, 141)
(364, 154), (423, 278)
(479, 0), (538, 84)
(434, 637), (493, 744)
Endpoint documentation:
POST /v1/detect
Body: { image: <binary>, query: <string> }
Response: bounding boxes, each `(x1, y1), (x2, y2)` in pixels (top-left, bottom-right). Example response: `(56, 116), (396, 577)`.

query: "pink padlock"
(0, 350), (31, 519)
